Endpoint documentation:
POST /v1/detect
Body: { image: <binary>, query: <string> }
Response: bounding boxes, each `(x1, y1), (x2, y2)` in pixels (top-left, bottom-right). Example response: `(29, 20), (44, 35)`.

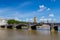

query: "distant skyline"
(0, 0), (60, 23)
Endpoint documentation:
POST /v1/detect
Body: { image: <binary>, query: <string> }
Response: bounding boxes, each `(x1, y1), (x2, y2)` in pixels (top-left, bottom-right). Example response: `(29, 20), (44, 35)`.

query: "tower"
(34, 17), (37, 23)
(47, 19), (49, 23)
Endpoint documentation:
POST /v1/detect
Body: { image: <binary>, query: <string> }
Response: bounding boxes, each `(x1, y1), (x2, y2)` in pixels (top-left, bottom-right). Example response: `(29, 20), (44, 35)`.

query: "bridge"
(0, 23), (59, 31)
(43, 23), (60, 26)
(27, 23), (60, 26)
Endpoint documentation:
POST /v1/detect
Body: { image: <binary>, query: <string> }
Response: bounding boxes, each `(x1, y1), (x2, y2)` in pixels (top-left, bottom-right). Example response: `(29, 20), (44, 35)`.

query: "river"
(0, 27), (60, 40)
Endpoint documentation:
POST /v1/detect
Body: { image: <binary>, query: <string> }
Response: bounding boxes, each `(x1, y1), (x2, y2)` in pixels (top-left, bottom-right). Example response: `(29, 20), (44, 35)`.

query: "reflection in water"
(50, 31), (58, 40)
(28, 30), (38, 35)
(0, 29), (59, 40)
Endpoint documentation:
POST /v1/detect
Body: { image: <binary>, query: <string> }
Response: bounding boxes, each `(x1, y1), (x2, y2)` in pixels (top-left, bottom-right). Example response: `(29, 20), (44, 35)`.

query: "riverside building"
(0, 18), (8, 26)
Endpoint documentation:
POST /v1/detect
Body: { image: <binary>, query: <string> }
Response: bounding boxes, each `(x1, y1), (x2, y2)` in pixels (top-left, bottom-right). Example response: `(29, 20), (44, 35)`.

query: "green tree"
(7, 19), (20, 24)
(7, 19), (31, 24)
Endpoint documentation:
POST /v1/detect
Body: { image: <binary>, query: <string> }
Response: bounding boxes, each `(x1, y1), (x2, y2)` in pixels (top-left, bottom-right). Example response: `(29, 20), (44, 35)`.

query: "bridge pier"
(7, 25), (13, 29)
(16, 25), (22, 29)
(50, 24), (58, 31)
(1, 25), (5, 28)
(31, 25), (37, 30)
(54, 26), (58, 31)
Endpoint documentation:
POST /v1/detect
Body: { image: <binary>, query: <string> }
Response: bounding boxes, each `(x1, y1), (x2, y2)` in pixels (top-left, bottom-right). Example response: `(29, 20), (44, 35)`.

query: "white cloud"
(25, 18), (33, 22)
(40, 16), (45, 21)
(12, 12), (24, 18)
(40, 18), (47, 23)
(39, 5), (46, 11)
(29, 18), (33, 22)
(47, 8), (51, 11)
(49, 13), (54, 17)
(18, 2), (31, 8)
(51, 0), (56, 2)
(34, 5), (51, 13)
(41, 16), (45, 18)
(0, 8), (11, 13)
(53, 18), (56, 23)
(26, 18), (29, 22)
(53, 18), (56, 21)
(40, 17), (53, 23)
(30, 18), (33, 21)
(48, 18), (52, 21)
(40, 18), (43, 21)
(40, 18), (47, 21)
(40, 17), (56, 23)
(21, 2), (31, 6)
(39, 5), (45, 8)
(14, 17), (20, 21)
(44, 19), (47, 21)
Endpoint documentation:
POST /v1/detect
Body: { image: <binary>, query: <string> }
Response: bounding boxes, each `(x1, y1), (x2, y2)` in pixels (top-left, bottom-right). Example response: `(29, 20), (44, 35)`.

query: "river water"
(0, 27), (60, 40)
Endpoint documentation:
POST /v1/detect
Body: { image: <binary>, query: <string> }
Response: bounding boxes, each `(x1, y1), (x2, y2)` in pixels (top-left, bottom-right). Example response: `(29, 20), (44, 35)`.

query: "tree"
(7, 19), (20, 24)
(7, 19), (31, 24)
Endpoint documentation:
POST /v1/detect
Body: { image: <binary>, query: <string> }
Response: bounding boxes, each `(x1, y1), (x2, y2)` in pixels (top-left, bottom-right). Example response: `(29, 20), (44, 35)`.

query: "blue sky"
(0, 0), (60, 23)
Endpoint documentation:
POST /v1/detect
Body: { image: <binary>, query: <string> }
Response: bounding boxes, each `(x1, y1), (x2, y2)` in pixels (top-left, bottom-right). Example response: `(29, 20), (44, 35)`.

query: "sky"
(0, 0), (60, 23)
